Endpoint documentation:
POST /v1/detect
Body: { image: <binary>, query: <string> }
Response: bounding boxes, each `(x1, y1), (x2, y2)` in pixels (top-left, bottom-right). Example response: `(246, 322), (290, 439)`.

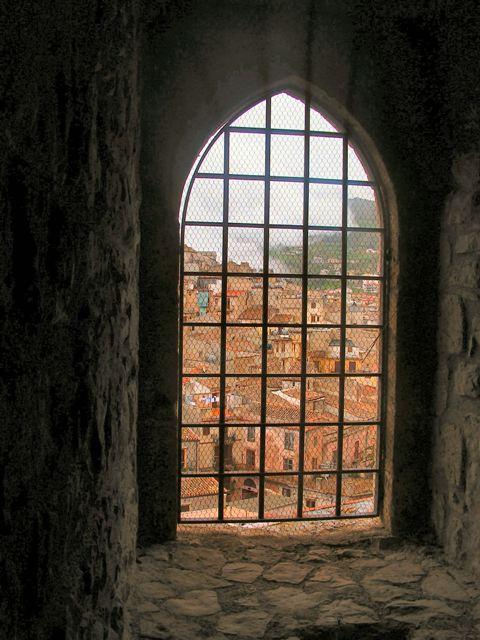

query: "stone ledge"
(130, 532), (480, 639)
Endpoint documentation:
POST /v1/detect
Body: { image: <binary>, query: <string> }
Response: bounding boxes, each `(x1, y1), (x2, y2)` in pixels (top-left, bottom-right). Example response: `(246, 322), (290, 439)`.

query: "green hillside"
(348, 197), (378, 228)
(269, 198), (381, 279)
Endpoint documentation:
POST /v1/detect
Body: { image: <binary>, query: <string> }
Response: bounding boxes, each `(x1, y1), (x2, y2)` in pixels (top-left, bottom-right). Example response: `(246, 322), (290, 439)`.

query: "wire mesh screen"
(178, 91), (386, 524)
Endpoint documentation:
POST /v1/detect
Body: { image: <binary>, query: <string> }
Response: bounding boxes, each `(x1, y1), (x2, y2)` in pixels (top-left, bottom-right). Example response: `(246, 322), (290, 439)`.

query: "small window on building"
(283, 457), (294, 471)
(246, 449), (256, 468)
(225, 444), (233, 468)
(282, 487), (292, 497)
(349, 361), (356, 372)
(284, 432), (295, 450)
(353, 440), (360, 464)
(202, 426), (211, 435)
(181, 448), (186, 469)
(311, 457), (318, 469)
(305, 499), (316, 508)
(247, 426), (256, 442)
(180, 504), (190, 512)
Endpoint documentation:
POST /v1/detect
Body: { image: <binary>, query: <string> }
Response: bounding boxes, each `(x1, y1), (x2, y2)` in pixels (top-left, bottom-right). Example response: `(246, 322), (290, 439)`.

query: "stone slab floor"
(131, 522), (480, 640)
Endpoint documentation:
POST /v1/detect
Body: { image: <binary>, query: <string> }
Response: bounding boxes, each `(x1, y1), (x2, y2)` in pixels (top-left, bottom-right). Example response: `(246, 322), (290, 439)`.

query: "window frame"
(177, 90), (388, 524)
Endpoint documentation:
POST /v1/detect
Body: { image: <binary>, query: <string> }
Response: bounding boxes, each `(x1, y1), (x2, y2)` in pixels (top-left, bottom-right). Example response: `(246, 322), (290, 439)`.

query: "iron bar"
(178, 512), (379, 525)
(184, 221), (385, 234)
(195, 172), (375, 187)
(181, 372), (382, 379)
(258, 96), (272, 519)
(297, 96), (310, 518)
(183, 321), (385, 329)
(228, 125), (344, 138)
(334, 134), (349, 517)
(183, 269), (384, 281)
(181, 420), (382, 428)
(182, 469), (381, 478)
(217, 131), (230, 520)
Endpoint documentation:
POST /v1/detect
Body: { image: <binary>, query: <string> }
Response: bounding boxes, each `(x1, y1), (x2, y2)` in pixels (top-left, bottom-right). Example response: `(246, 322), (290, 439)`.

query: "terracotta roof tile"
(182, 427), (200, 442)
(181, 476), (225, 498)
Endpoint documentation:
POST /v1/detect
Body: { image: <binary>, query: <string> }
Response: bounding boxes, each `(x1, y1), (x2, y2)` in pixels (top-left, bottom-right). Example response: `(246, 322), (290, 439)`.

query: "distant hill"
(269, 198), (380, 280)
(348, 197), (378, 228)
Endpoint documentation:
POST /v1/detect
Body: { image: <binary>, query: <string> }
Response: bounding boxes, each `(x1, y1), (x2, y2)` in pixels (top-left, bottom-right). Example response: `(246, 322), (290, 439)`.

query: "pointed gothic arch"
(177, 89), (388, 524)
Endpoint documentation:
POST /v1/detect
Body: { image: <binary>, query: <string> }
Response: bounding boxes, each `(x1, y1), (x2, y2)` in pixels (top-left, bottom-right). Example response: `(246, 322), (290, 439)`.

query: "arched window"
(178, 91), (385, 523)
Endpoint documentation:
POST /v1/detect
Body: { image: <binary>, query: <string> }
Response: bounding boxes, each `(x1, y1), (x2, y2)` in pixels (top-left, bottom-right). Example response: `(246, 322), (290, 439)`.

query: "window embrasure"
(178, 91), (385, 524)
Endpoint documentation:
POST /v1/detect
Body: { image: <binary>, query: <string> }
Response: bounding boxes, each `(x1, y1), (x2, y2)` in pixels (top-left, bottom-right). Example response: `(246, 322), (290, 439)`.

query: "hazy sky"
(180, 93), (379, 267)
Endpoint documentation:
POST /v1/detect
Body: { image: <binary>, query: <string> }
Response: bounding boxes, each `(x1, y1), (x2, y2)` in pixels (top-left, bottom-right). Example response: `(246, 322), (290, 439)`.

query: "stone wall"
(432, 153), (480, 574)
(0, 1), (140, 637)
(430, 6), (480, 576)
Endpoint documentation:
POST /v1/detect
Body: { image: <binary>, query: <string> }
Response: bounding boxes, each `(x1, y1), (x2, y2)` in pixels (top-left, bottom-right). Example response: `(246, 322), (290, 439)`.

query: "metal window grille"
(178, 91), (387, 524)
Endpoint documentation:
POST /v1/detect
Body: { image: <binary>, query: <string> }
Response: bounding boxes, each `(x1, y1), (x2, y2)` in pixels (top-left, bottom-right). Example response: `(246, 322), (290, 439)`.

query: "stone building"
(2, 1), (480, 638)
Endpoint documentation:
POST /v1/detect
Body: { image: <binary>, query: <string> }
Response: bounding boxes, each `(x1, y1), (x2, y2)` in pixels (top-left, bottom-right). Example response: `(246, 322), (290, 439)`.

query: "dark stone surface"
(300, 626), (410, 640)
(0, 1), (140, 637)
(433, 152), (480, 576)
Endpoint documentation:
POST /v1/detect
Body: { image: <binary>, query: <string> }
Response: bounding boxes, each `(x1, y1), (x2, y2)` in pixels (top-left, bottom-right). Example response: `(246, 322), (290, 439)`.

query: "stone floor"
(131, 522), (480, 640)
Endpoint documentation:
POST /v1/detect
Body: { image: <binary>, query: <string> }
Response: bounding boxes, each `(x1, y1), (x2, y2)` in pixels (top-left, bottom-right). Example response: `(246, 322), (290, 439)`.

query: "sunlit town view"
(179, 93), (384, 522)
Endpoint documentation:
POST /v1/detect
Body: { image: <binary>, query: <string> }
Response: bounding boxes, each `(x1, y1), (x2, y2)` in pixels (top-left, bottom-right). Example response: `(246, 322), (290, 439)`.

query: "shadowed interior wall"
(0, 1), (140, 637)
(429, 8), (480, 576)
(433, 153), (480, 576)
(139, 0), (467, 543)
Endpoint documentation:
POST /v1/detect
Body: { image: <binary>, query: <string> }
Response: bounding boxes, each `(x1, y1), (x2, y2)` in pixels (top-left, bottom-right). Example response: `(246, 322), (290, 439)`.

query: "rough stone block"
(454, 233), (480, 254)
(452, 152), (480, 192)
(367, 561), (425, 585)
(422, 569), (469, 601)
(435, 361), (451, 415)
(362, 579), (411, 603)
(263, 561), (312, 584)
(162, 567), (230, 590)
(173, 546), (226, 573)
(438, 295), (465, 354)
(385, 598), (460, 625)
(165, 589), (221, 617)
(453, 361), (480, 398)
(448, 256), (480, 289)
(221, 561), (263, 583)
(263, 586), (329, 613)
(467, 314), (480, 358)
(446, 191), (468, 225)
(309, 566), (357, 589)
(315, 599), (378, 626)
(433, 422), (463, 489)
(217, 610), (271, 638)
(137, 582), (176, 600)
